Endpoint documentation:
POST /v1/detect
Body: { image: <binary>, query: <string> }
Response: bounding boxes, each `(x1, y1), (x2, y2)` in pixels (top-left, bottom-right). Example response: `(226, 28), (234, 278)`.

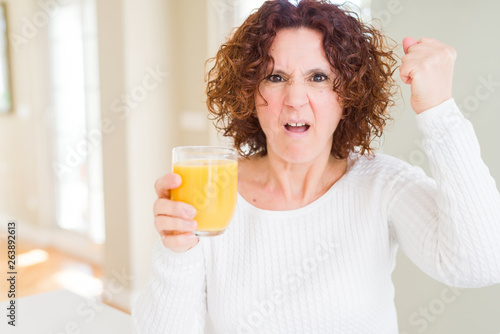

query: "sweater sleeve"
(132, 237), (207, 333)
(387, 98), (500, 288)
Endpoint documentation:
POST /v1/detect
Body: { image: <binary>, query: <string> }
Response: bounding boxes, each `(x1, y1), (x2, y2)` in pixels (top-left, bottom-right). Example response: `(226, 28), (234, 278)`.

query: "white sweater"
(132, 99), (500, 334)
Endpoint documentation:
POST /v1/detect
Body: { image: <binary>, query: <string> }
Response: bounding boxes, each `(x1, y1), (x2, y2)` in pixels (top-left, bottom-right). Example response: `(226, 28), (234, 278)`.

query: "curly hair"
(206, 0), (398, 159)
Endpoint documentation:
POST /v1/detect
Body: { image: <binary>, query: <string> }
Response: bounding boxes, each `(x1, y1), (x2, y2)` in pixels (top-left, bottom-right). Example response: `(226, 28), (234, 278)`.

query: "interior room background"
(0, 0), (498, 333)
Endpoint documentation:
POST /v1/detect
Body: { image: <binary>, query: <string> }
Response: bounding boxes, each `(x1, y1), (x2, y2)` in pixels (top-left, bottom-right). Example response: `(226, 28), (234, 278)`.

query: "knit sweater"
(132, 99), (500, 334)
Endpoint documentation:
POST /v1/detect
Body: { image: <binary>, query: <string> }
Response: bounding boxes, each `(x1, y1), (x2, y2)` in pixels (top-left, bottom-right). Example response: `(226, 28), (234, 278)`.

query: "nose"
(283, 80), (309, 110)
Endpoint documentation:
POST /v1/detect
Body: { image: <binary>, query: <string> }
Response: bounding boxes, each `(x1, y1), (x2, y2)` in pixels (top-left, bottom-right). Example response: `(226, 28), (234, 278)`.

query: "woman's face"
(255, 28), (343, 164)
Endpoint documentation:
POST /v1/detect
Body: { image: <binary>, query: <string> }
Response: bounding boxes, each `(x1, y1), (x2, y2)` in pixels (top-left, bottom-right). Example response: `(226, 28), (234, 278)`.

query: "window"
(49, 0), (104, 244)
(0, 3), (12, 113)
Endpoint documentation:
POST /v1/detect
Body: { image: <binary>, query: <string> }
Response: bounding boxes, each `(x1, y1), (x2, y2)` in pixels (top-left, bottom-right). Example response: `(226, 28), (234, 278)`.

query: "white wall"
(121, 0), (177, 309)
(96, 0), (212, 310)
(372, 0), (500, 333)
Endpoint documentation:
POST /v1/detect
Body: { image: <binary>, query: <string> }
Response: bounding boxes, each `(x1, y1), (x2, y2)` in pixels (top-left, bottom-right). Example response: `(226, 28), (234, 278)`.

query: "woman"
(133, 0), (500, 333)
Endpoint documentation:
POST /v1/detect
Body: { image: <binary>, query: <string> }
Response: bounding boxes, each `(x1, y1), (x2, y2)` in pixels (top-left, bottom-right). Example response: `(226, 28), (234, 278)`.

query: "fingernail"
(187, 220), (198, 229)
(172, 173), (181, 184)
(185, 207), (197, 218)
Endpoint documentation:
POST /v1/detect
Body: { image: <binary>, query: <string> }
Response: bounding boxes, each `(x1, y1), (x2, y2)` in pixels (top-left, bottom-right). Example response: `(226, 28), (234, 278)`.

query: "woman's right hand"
(153, 173), (199, 252)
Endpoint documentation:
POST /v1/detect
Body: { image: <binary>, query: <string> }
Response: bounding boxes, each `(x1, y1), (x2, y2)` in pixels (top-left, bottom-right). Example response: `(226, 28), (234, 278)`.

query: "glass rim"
(172, 145), (237, 153)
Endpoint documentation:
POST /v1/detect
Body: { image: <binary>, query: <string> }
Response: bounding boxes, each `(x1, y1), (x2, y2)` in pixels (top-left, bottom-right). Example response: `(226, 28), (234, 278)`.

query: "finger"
(402, 43), (440, 59)
(399, 61), (413, 85)
(418, 37), (440, 45)
(154, 173), (182, 198)
(404, 41), (457, 64)
(399, 53), (426, 85)
(154, 215), (198, 233)
(153, 198), (197, 219)
(403, 36), (418, 54)
(161, 233), (199, 253)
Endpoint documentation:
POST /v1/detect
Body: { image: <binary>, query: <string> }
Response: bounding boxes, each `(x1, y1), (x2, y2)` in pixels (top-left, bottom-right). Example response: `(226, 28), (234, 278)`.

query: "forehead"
(270, 28), (329, 69)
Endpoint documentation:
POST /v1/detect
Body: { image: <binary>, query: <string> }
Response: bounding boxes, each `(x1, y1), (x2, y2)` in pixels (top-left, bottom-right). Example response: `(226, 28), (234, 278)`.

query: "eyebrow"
(271, 67), (332, 76)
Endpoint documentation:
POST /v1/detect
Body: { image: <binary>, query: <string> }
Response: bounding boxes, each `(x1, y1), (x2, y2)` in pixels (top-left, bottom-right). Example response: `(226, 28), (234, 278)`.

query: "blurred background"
(0, 0), (498, 333)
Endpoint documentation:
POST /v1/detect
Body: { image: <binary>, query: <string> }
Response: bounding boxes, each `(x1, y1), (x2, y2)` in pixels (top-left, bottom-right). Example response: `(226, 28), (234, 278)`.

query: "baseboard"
(50, 228), (103, 265)
(2, 217), (103, 266)
(101, 281), (133, 313)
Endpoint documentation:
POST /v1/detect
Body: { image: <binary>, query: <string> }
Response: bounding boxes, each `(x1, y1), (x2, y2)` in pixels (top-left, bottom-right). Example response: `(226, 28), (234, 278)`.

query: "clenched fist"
(400, 37), (457, 114)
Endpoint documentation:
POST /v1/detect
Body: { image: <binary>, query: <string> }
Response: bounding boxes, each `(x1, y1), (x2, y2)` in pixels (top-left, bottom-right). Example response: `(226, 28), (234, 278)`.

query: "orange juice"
(171, 159), (237, 235)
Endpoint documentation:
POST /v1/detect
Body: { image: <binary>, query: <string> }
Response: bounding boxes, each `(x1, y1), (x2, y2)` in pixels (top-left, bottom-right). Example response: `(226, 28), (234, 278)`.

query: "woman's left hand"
(400, 37), (457, 114)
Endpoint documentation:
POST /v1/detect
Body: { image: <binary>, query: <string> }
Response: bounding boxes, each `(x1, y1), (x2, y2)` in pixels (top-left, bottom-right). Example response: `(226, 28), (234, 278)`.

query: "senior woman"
(133, 0), (500, 333)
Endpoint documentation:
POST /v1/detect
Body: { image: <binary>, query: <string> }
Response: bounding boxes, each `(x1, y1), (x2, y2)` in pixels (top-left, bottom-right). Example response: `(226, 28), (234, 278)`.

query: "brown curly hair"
(206, 0), (398, 159)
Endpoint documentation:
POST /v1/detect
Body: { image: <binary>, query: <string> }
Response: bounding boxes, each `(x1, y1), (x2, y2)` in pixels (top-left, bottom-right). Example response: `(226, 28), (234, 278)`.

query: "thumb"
(403, 36), (418, 54)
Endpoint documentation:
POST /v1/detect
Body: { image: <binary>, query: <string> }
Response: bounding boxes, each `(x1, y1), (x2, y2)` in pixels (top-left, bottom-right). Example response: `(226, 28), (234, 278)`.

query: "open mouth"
(284, 122), (310, 133)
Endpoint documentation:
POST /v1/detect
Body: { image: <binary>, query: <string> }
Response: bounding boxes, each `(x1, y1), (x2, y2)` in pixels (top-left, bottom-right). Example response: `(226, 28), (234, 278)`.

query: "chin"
(277, 146), (316, 164)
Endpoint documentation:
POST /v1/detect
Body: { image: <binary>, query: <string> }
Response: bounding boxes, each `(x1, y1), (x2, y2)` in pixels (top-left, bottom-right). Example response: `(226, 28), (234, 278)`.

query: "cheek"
(310, 91), (343, 127)
(256, 90), (284, 130)
(310, 87), (340, 105)
(256, 85), (285, 110)
(256, 108), (275, 136)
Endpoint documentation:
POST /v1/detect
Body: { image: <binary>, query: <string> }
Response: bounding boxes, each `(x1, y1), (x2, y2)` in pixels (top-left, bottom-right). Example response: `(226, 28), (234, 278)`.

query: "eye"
(266, 74), (285, 83)
(311, 73), (328, 82)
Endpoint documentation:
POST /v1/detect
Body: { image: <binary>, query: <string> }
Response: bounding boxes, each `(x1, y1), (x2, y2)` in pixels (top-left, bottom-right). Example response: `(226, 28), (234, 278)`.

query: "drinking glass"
(170, 146), (238, 236)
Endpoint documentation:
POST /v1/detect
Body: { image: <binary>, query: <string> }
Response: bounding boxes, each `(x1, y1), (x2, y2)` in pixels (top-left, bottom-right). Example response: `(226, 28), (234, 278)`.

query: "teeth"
(287, 122), (307, 127)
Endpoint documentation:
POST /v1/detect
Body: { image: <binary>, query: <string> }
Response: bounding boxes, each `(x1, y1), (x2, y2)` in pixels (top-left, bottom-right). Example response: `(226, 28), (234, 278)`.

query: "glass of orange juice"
(170, 146), (238, 236)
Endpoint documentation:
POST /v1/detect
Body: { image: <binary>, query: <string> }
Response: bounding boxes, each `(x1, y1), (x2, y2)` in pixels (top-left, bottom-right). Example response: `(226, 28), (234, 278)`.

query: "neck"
(260, 148), (348, 206)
